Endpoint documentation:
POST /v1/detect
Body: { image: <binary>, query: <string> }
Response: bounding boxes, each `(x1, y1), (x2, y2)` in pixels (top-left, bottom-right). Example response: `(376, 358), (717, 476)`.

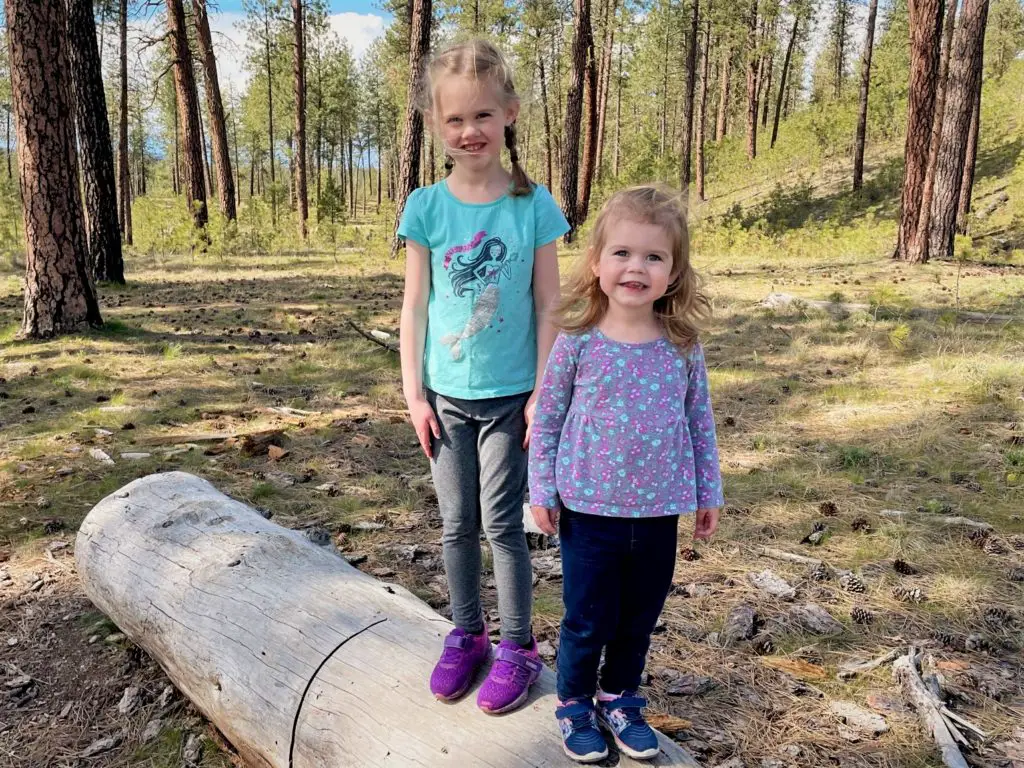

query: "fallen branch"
(893, 648), (970, 768)
(761, 292), (1019, 325)
(837, 648), (900, 680)
(347, 319), (398, 353)
(759, 547), (823, 568)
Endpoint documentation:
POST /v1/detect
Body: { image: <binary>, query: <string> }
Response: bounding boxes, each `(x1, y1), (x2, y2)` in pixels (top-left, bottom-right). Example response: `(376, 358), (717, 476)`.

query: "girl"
(528, 186), (724, 761)
(398, 39), (569, 714)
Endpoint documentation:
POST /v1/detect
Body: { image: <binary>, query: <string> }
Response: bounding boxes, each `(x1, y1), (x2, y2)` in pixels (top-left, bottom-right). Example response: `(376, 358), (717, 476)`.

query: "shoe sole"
(599, 721), (660, 760)
(563, 744), (609, 763)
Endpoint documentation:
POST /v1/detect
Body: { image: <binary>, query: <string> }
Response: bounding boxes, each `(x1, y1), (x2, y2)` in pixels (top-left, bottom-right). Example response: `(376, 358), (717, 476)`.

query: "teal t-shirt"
(398, 180), (570, 400)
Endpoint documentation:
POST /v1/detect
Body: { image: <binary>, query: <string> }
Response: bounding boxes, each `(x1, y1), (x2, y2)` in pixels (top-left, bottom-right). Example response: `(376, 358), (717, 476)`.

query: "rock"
(104, 632), (126, 644)
(315, 482), (340, 496)
(531, 555), (563, 579)
(665, 673), (717, 696)
(117, 685), (141, 715)
(94, 428), (113, 438)
(120, 452), (152, 461)
(345, 553), (368, 566)
(89, 448), (115, 465)
(789, 603), (843, 635)
(352, 521), (384, 532)
(680, 582), (713, 598)
(837, 725), (862, 742)
(712, 759), (746, 768)
(157, 685), (176, 709)
(722, 604), (758, 643)
(182, 732), (203, 766)
(537, 640), (557, 660)
(829, 700), (889, 737)
(80, 732), (122, 757)
(4, 675), (33, 691)
(141, 718), (164, 743)
(371, 567), (395, 578)
(748, 569), (796, 600)
(267, 445), (289, 461)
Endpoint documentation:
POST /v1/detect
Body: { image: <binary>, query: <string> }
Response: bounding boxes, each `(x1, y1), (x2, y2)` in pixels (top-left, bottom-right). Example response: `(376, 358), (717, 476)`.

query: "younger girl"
(528, 186), (723, 761)
(398, 39), (569, 714)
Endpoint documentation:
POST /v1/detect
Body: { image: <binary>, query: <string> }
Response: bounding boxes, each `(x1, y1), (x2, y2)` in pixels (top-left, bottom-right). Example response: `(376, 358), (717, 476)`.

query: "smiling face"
(433, 75), (518, 172)
(592, 218), (675, 312)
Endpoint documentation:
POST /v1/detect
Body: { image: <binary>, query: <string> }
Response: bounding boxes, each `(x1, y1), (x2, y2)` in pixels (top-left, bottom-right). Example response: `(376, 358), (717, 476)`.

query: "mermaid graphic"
(441, 235), (512, 360)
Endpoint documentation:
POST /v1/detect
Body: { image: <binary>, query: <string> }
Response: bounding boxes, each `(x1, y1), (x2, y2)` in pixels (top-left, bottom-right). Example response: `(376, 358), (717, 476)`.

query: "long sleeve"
(528, 332), (579, 509)
(684, 343), (724, 509)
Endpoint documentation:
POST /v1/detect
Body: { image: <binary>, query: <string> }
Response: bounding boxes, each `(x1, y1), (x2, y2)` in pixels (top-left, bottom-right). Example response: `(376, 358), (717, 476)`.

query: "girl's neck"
(597, 304), (663, 344)
(446, 163), (511, 204)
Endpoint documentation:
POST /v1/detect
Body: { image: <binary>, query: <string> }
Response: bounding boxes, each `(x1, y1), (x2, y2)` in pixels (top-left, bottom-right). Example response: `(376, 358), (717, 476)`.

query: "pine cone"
(807, 562), (831, 581)
(932, 631), (964, 650)
(1009, 568), (1024, 583)
(851, 517), (872, 532)
(983, 537), (1010, 556)
(892, 585), (926, 603)
(968, 529), (990, 546)
(840, 573), (867, 593)
(965, 633), (993, 653)
(850, 606), (874, 624)
(819, 501), (839, 517)
(680, 547), (701, 562)
(983, 607), (1013, 628)
(893, 559), (918, 575)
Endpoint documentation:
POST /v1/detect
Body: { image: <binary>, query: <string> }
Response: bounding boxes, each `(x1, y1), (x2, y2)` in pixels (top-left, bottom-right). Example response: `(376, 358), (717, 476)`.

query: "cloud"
(328, 12), (387, 60)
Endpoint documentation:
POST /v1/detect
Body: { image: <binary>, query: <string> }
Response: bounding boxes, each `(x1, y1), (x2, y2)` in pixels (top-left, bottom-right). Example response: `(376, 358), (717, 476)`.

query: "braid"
(504, 123), (532, 196)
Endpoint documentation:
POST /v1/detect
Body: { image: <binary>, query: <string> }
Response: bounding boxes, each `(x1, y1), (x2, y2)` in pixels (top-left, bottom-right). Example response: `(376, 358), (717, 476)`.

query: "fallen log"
(76, 472), (697, 767)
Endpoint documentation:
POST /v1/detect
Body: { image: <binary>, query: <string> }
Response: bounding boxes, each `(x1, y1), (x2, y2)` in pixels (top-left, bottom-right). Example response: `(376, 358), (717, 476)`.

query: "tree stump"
(76, 472), (699, 767)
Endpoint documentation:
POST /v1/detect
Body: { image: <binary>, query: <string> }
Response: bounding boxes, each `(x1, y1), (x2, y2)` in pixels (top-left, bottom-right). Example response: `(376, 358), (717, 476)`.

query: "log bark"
(167, 0), (208, 229)
(852, 0), (879, 191)
(8, 0), (103, 338)
(66, 0), (124, 284)
(193, 0), (237, 221)
(75, 472), (699, 768)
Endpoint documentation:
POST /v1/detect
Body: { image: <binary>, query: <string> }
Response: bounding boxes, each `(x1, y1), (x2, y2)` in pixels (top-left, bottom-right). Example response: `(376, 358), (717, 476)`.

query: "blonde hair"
(558, 185), (710, 349)
(417, 39), (533, 197)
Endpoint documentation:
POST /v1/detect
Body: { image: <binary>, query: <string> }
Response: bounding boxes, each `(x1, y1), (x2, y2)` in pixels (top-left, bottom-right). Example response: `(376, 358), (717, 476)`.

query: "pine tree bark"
(66, 0), (124, 284)
(118, 0), (132, 244)
(292, 0), (308, 238)
(695, 4), (712, 199)
(894, 0), (944, 263)
(391, 0), (432, 257)
(8, 0), (102, 338)
(745, 0), (759, 160)
(167, 0), (208, 230)
(833, 0), (848, 99)
(716, 46), (732, 141)
(595, 0), (618, 174)
(576, 5), (598, 226)
(760, 43), (774, 128)
(193, 0), (236, 221)
(265, 3), (277, 225)
(679, 0), (700, 190)
(928, 0), (988, 260)
(912, 0), (958, 257)
(956, 73), (981, 231)
(852, 0), (879, 191)
(538, 42), (554, 190)
(562, 0), (591, 241)
(613, 40), (623, 178)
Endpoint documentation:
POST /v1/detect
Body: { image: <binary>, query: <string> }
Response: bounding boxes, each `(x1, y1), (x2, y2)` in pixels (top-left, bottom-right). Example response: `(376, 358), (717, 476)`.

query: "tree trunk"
(745, 0), (759, 160)
(8, 0), (102, 338)
(852, 0), (880, 191)
(562, 0), (592, 241)
(834, 0), (848, 99)
(894, 0), (944, 263)
(928, 0), (988, 260)
(680, 0), (700, 191)
(695, 4), (712, 200)
(538, 45), (554, 190)
(118, 0), (132, 244)
(576, 6), (598, 227)
(956, 73), (981, 231)
(913, 0), (958, 255)
(348, 134), (355, 218)
(66, 0), (124, 284)
(172, 103), (180, 195)
(5, 107), (11, 179)
(167, 0), (208, 230)
(391, 0), (432, 257)
(265, 4), (277, 225)
(292, 0), (308, 238)
(551, 27), (565, 177)
(760, 42), (774, 128)
(199, 83), (214, 198)
(613, 40), (623, 178)
(76, 472), (699, 768)
(193, 0), (237, 221)
(232, 105), (241, 208)
(659, 13), (670, 157)
(715, 46), (732, 142)
(595, 0), (618, 175)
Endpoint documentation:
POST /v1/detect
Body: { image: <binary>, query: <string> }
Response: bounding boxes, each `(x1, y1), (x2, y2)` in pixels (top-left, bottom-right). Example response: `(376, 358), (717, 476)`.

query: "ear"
(504, 100), (520, 126)
(589, 248), (600, 277)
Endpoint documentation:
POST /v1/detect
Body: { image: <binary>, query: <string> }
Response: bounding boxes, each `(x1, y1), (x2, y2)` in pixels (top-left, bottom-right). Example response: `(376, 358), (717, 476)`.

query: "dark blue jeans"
(556, 509), (679, 701)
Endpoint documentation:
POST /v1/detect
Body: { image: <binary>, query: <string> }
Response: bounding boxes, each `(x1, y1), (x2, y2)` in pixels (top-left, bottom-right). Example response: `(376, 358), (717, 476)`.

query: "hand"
(693, 508), (720, 541)
(523, 393), (538, 450)
(531, 504), (560, 536)
(407, 396), (440, 459)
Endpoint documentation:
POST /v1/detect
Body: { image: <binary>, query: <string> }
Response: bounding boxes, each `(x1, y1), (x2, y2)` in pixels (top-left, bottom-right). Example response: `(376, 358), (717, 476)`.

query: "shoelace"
(566, 708), (598, 734)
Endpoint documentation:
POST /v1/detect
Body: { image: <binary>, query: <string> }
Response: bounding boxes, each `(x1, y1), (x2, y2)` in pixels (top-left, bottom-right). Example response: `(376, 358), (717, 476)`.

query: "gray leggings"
(427, 389), (533, 645)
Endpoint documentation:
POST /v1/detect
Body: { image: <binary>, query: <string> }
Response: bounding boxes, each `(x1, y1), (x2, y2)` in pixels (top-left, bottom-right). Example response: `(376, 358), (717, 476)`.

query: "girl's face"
(592, 218), (675, 312)
(434, 76), (518, 173)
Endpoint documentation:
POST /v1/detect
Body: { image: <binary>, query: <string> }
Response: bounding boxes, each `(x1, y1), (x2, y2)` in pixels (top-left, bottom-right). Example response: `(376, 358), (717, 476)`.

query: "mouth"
(461, 142), (486, 153)
(619, 281), (648, 291)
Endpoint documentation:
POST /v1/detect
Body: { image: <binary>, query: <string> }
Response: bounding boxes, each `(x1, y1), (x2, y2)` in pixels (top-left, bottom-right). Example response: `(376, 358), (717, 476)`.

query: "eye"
(613, 249), (629, 258)
(476, 112), (493, 120)
(647, 253), (664, 262)
(447, 117), (462, 124)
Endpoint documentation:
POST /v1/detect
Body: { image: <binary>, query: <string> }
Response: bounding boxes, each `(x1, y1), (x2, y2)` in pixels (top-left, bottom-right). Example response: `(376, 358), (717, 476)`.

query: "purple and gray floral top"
(528, 329), (724, 518)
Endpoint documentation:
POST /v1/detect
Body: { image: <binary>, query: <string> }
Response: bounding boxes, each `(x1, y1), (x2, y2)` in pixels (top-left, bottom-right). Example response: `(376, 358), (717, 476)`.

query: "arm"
(684, 344), (724, 538)
(528, 333), (577, 533)
(524, 239), (561, 448)
(399, 239), (440, 458)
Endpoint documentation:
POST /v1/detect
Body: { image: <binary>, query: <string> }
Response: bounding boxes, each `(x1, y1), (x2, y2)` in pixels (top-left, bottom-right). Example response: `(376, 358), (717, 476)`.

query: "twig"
(758, 547), (823, 568)
(837, 648), (900, 680)
(893, 648), (970, 768)
(346, 319), (398, 353)
(940, 707), (988, 739)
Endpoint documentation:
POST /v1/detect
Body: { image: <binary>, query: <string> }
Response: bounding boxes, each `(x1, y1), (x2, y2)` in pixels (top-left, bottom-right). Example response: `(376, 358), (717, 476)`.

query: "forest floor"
(1, 66), (1023, 768)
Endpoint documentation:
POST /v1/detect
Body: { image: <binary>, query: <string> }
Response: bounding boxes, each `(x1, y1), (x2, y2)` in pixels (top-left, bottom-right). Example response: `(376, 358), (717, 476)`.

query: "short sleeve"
(397, 188), (428, 247)
(532, 185), (571, 248)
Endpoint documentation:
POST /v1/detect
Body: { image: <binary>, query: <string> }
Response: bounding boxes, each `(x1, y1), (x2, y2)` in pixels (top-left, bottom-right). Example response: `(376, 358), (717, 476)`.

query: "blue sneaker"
(556, 699), (609, 763)
(596, 692), (660, 760)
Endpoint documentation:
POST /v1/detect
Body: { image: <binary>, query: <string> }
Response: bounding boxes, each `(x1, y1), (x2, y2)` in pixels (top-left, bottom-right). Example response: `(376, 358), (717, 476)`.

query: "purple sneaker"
(477, 638), (544, 714)
(430, 626), (490, 701)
